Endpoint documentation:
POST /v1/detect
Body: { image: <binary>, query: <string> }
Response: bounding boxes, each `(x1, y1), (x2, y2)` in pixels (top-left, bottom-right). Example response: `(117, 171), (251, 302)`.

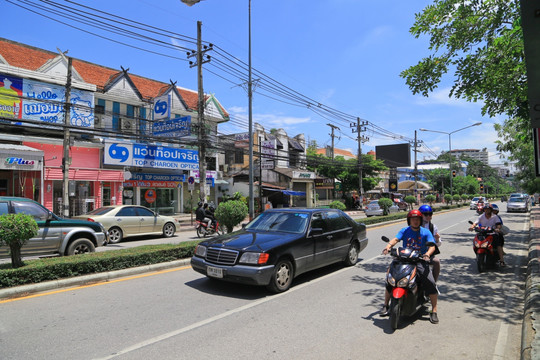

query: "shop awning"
(45, 168), (125, 181)
(262, 187), (306, 196)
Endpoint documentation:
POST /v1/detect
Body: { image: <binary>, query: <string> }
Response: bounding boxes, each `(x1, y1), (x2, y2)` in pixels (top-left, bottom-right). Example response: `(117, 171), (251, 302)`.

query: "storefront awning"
(45, 168), (125, 181)
(262, 187), (306, 196)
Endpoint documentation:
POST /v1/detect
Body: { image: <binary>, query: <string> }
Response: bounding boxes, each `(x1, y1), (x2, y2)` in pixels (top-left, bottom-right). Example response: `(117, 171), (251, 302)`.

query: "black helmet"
(203, 203), (208, 208)
(197, 201), (203, 207)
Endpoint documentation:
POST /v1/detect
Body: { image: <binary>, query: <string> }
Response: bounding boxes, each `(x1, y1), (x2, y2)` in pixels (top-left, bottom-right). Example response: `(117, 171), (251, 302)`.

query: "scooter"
(195, 220), (225, 238)
(381, 236), (429, 330)
(469, 220), (499, 273)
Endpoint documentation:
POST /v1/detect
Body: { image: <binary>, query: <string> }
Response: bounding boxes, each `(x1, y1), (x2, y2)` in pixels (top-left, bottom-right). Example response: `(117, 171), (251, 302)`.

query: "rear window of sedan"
(247, 212), (309, 234)
(87, 207), (115, 215)
(509, 197), (526, 203)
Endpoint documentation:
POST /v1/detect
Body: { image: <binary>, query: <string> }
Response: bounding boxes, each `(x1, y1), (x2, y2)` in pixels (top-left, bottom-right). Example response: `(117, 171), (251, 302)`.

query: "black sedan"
(191, 208), (368, 293)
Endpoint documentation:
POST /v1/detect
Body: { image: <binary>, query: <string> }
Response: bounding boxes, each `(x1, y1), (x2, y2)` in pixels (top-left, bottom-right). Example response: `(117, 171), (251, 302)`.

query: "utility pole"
(62, 57), (72, 218)
(351, 118), (368, 199)
(412, 131), (423, 202)
(187, 21), (212, 203)
(327, 123), (339, 198)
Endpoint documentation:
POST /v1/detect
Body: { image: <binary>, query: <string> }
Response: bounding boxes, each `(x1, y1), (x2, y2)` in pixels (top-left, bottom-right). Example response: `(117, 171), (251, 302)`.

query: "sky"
(1, 0), (507, 167)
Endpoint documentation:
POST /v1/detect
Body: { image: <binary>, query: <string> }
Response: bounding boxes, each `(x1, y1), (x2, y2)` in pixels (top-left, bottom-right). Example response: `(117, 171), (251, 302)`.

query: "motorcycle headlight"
(397, 275), (410, 287)
(194, 245), (207, 257)
(481, 242), (490, 249)
(386, 273), (396, 287)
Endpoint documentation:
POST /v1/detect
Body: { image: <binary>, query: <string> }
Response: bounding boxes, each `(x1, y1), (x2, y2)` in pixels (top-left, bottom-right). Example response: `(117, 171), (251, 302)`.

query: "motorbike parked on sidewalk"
(195, 220), (225, 238)
(469, 220), (499, 273)
(381, 236), (429, 330)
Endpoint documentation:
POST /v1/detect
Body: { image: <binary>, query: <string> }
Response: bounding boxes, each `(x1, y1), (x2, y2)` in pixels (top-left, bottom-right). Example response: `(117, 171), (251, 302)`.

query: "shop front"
(104, 141), (198, 215)
(0, 143), (43, 201)
(25, 142), (124, 216)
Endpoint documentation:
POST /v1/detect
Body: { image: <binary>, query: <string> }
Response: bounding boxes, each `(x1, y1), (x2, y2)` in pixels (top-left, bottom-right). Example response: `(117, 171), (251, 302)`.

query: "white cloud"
(414, 87), (479, 107)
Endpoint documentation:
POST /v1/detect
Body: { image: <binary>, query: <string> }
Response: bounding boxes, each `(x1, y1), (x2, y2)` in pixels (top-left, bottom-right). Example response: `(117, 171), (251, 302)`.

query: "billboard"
(375, 143), (411, 167)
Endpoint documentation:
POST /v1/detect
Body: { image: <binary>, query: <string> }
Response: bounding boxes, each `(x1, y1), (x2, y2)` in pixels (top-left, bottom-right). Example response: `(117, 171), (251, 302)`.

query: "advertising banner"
(153, 94), (170, 120)
(105, 141), (199, 170)
(0, 75), (23, 120)
(153, 116), (191, 138)
(261, 139), (276, 169)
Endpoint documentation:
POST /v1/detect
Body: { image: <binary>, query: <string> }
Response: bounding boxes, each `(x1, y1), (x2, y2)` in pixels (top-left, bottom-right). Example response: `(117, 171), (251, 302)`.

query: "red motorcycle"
(476, 202), (485, 215)
(195, 220), (225, 238)
(469, 221), (499, 273)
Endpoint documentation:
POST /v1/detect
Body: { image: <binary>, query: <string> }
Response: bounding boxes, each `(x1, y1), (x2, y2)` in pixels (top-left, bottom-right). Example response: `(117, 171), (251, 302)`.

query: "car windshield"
(246, 211), (309, 234)
(510, 197), (526, 203)
(472, 197), (480, 201)
(87, 207), (115, 215)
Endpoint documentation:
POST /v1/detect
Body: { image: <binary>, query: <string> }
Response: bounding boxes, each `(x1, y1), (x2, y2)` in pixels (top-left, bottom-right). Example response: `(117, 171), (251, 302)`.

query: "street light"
(182, 0), (255, 220)
(420, 122), (482, 195)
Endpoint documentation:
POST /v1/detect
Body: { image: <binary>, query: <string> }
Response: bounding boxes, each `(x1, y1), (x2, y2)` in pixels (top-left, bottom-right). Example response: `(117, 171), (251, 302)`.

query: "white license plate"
(207, 266), (223, 278)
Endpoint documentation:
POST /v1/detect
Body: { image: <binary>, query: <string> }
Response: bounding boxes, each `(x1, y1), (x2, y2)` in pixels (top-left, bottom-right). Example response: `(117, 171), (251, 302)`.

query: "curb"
(522, 209), (540, 360)
(0, 259), (192, 300)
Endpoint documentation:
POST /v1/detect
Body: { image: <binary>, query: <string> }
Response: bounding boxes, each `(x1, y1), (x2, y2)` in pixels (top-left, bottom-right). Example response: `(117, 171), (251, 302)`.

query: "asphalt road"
(0, 205), (529, 359)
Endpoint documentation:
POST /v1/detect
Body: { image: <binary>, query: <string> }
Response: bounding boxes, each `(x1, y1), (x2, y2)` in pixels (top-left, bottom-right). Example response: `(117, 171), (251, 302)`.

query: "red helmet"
(407, 209), (423, 225)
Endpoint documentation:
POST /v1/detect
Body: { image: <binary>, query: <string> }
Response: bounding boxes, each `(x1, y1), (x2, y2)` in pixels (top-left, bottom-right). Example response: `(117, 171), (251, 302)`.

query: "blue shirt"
(396, 226), (436, 254)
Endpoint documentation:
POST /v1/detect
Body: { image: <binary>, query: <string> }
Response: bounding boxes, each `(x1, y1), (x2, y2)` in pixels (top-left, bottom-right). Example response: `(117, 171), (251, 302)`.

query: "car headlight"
(194, 245), (207, 257)
(239, 252), (270, 265)
(397, 275), (410, 288)
(386, 273), (396, 287)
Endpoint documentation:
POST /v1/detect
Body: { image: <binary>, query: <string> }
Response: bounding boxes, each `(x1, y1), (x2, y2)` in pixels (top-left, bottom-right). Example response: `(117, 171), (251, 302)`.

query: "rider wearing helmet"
(203, 203), (216, 229)
(419, 205), (441, 282)
(469, 203), (505, 266)
(195, 201), (206, 222)
(380, 209), (439, 324)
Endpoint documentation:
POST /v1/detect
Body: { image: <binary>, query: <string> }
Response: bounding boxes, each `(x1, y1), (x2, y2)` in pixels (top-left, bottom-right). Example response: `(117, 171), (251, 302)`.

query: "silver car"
(506, 197), (529, 213)
(364, 200), (399, 217)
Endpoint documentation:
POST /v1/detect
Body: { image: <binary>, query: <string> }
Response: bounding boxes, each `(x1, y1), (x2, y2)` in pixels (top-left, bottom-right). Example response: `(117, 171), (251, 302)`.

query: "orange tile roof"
(0, 37), (227, 117)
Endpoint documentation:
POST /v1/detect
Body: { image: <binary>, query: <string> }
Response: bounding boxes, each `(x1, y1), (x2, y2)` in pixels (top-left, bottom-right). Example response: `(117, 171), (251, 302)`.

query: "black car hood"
(201, 230), (302, 252)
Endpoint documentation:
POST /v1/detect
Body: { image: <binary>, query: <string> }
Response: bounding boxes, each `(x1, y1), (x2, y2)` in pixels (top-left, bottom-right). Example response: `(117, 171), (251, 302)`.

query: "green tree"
(401, 1), (536, 193)
(404, 195), (416, 210)
(425, 194), (436, 205)
(378, 198), (394, 216)
(0, 213), (39, 268)
(329, 200), (346, 210)
(214, 200), (248, 234)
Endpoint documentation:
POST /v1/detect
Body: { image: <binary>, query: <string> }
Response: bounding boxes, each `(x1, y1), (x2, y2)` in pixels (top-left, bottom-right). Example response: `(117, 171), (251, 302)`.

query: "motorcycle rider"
(419, 204), (441, 282)
(468, 203), (505, 266)
(203, 203), (216, 230)
(195, 201), (205, 223)
(380, 209), (440, 324)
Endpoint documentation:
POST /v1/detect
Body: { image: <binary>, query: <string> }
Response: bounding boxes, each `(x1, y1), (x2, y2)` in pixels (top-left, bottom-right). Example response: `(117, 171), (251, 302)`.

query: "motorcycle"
(195, 219), (225, 238)
(469, 220), (499, 273)
(476, 202), (485, 215)
(381, 236), (429, 330)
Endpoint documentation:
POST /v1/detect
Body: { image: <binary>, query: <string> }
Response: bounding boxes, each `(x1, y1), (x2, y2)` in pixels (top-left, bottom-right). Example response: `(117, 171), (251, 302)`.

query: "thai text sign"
(153, 116), (191, 138)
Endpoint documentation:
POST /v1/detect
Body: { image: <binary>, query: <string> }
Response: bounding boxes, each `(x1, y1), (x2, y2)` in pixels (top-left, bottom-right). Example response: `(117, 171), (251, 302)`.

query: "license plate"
(207, 266), (223, 278)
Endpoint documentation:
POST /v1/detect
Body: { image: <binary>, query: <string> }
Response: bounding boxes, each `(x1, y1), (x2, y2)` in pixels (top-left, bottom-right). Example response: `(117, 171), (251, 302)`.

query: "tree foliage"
(401, 0), (537, 193)
(214, 200), (248, 234)
(0, 213), (39, 268)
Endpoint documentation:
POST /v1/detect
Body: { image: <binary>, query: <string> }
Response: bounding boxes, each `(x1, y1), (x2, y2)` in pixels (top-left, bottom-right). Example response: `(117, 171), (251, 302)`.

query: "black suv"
(0, 197), (108, 258)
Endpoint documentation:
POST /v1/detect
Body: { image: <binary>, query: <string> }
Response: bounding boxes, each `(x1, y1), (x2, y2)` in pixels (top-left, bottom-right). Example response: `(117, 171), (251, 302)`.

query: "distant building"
(448, 149), (488, 165)
(316, 147), (356, 160)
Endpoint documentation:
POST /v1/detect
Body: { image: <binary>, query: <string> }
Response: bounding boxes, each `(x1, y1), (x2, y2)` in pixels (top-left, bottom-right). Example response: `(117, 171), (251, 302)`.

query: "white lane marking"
(492, 215), (529, 360)
(94, 265), (354, 360)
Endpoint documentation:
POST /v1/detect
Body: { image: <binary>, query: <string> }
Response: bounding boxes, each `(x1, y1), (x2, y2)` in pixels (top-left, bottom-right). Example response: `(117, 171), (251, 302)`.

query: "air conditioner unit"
(94, 115), (102, 129)
(120, 118), (136, 133)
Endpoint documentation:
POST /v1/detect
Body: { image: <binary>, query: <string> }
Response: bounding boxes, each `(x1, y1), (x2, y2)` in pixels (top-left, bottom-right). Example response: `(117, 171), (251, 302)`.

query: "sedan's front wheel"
(162, 222), (176, 238)
(108, 227), (123, 244)
(267, 259), (294, 293)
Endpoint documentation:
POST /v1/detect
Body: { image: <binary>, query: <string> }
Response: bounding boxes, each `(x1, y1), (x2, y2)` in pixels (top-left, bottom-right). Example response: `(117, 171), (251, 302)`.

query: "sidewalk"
(523, 208), (540, 359)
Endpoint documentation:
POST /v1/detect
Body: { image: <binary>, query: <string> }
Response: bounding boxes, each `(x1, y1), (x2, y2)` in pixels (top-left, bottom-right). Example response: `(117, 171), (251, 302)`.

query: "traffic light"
(452, 170), (457, 177)
(480, 183), (484, 191)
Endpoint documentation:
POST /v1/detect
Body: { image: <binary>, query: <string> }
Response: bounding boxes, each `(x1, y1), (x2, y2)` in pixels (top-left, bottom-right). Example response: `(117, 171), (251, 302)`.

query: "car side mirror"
(310, 228), (324, 236)
(242, 223), (247, 229)
(47, 211), (54, 221)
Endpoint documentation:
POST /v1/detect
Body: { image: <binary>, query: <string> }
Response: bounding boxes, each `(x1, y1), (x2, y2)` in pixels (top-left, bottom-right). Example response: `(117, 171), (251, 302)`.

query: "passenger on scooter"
(195, 201), (206, 223)
(204, 203), (216, 229)
(419, 205), (441, 282)
(468, 203), (505, 266)
(380, 209), (440, 324)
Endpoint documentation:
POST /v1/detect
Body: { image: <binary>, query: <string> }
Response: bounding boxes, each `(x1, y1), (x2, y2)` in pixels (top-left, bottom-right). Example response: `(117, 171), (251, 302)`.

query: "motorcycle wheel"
(196, 226), (206, 238)
(389, 297), (402, 330)
(476, 253), (486, 273)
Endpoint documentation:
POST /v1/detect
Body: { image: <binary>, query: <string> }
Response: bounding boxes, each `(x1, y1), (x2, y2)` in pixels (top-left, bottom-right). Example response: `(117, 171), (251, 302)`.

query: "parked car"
(364, 200), (399, 217)
(191, 208), (368, 293)
(393, 198), (408, 211)
(73, 205), (178, 243)
(0, 197), (107, 258)
(506, 196), (529, 213)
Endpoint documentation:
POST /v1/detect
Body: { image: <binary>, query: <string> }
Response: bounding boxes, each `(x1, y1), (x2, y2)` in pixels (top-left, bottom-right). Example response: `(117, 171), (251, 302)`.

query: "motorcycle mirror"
(468, 220), (474, 224)
(381, 236), (390, 242)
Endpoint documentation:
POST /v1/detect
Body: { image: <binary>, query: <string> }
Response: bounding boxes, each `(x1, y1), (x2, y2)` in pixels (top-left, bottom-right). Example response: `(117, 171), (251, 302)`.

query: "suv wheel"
(67, 238), (95, 255)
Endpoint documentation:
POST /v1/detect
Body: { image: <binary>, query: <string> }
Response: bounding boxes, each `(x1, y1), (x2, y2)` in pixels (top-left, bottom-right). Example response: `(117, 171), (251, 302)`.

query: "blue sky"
(2, 0), (505, 166)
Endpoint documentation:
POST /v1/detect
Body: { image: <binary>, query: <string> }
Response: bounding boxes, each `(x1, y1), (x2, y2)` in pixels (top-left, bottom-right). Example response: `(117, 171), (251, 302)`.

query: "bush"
(444, 194), (453, 204)
(453, 194), (461, 203)
(214, 200), (248, 233)
(0, 213), (39, 268)
(425, 194), (436, 205)
(378, 198), (394, 215)
(404, 195), (416, 210)
(329, 200), (346, 210)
